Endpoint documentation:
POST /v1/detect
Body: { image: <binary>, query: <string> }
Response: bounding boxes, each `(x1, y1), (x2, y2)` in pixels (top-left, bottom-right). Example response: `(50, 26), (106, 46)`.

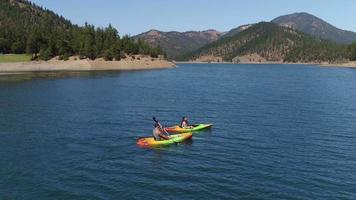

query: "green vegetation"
(0, 0), (163, 61)
(284, 38), (347, 63)
(348, 41), (356, 61)
(185, 22), (348, 63)
(0, 54), (32, 62)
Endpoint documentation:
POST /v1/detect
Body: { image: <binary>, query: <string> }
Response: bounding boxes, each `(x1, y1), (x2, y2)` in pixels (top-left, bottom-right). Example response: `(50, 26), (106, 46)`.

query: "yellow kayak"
(136, 132), (193, 148)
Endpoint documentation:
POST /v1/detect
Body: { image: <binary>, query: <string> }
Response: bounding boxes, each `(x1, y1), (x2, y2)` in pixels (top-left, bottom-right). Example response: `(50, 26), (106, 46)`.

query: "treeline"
(283, 36), (347, 63)
(0, 0), (163, 60)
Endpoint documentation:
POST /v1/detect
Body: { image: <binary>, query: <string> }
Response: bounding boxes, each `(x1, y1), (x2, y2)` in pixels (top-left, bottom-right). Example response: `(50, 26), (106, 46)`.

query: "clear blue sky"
(31, 0), (356, 35)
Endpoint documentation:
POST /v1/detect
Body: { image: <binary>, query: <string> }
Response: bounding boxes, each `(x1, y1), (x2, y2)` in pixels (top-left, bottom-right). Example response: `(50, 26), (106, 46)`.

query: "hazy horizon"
(30, 0), (356, 35)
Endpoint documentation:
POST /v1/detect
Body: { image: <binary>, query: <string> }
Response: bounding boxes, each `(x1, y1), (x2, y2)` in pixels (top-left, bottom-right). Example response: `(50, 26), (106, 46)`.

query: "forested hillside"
(0, 0), (163, 60)
(186, 22), (348, 63)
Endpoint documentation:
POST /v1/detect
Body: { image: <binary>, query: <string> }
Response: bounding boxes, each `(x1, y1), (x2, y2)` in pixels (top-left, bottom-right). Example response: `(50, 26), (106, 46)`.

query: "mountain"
(221, 24), (254, 38)
(135, 12), (356, 60)
(0, 0), (162, 60)
(185, 22), (347, 63)
(134, 29), (222, 59)
(272, 12), (356, 44)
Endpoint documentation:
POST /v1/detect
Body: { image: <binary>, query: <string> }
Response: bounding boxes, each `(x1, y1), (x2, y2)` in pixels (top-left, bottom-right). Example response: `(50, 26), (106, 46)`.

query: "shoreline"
(319, 61), (356, 68)
(2, 59), (355, 77)
(175, 61), (356, 68)
(0, 56), (175, 76)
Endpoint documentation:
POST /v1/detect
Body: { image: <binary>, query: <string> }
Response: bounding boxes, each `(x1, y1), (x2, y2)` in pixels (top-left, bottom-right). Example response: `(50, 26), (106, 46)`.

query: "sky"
(30, 0), (356, 36)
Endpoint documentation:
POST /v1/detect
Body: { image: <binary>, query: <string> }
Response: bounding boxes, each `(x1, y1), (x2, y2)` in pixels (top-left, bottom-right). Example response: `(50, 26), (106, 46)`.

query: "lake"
(1, 63), (356, 199)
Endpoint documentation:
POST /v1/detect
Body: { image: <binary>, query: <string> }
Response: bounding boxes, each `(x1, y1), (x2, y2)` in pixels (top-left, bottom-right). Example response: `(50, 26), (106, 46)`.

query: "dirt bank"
(0, 56), (175, 75)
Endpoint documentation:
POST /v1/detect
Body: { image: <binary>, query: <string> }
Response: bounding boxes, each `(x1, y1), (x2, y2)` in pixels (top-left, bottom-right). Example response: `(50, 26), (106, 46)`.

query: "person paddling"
(152, 117), (170, 141)
(180, 116), (193, 128)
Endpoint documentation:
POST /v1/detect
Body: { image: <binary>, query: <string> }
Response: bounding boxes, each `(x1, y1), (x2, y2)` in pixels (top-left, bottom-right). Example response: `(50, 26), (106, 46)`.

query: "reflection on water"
(150, 138), (195, 165)
(0, 71), (123, 82)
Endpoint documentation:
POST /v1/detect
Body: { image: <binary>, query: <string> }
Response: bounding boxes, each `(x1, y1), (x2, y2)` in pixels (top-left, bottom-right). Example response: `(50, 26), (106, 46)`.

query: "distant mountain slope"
(221, 24), (254, 38)
(186, 22), (347, 63)
(134, 29), (222, 59)
(272, 12), (356, 44)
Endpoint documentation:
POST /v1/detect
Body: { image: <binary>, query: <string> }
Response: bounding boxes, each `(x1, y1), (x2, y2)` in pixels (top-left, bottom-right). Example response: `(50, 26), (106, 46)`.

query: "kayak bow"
(165, 124), (212, 133)
(137, 132), (193, 148)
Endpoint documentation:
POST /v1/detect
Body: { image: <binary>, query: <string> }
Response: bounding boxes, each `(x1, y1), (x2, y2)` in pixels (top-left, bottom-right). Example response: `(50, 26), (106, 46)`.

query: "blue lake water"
(1, 63), (356, 199)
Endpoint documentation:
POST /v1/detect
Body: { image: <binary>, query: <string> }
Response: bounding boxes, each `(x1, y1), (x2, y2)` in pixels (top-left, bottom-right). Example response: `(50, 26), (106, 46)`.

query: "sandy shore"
(176, 61), (356, 67)
(175, 61), (316, 65)
(320, 61), (356, 68)
(175, 61), (235, 64)
(0, 56), (175, 75)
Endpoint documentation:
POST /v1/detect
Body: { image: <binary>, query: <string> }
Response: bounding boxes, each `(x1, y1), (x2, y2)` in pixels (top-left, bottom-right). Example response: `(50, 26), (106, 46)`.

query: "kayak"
(137, 132), (193, 148)
(165, 123), (212, 133)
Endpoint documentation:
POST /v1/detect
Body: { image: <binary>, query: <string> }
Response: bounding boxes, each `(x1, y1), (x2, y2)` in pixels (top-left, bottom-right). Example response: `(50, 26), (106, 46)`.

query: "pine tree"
(0, 38), (10, 54)
(26, 33), (40, 58)
(348, 42), (356, 61)
(103, 49), (114, 61)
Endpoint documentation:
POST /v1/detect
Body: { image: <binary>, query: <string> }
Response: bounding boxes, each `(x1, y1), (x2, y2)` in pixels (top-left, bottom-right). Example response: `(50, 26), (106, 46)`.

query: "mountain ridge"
(135, 12), (356, 60)
(134, 29), (222, 59)
(272, 12), (356, 44)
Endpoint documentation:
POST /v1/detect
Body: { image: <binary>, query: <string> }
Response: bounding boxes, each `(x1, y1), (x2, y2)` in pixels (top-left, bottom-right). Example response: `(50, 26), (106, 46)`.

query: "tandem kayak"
(165, 124), (212, 133)
(136, 132), (193, 148)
